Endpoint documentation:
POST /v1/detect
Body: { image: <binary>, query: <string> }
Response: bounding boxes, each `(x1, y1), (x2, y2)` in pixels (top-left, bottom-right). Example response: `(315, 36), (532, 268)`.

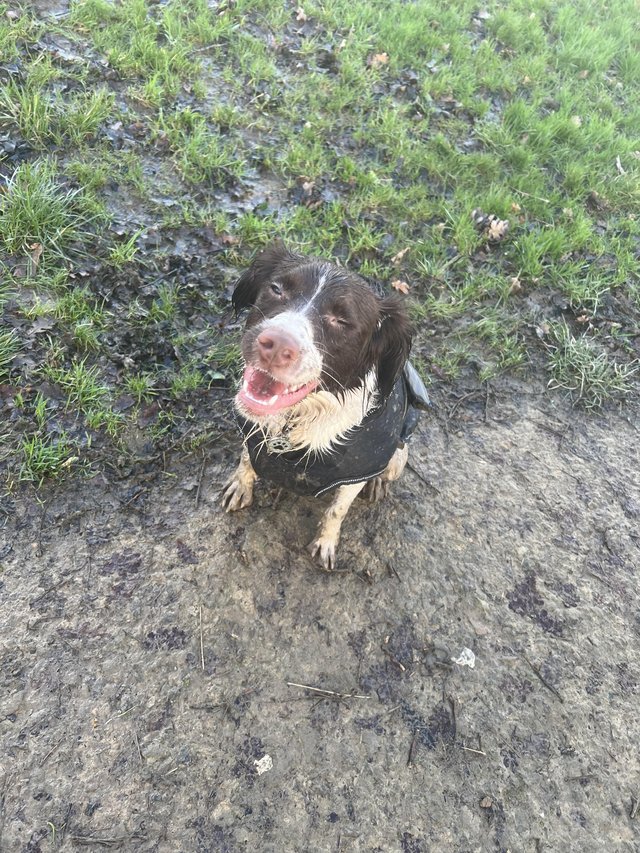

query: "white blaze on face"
(238, 309), (324, 417)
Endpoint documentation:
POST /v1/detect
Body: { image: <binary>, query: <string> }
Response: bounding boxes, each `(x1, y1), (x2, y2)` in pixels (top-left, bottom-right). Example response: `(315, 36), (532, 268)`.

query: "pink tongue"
(250, 370), (286, 399)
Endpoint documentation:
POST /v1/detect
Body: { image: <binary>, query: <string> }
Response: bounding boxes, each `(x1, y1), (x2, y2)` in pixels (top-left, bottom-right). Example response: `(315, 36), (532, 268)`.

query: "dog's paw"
(221, 477), (254, 512)
(362, 476), (390, 503)
(307, 535), (337, 571)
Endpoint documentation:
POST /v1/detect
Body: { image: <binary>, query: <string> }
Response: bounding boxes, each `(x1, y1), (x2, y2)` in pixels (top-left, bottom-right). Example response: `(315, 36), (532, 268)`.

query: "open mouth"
(237, 366), (318, 416)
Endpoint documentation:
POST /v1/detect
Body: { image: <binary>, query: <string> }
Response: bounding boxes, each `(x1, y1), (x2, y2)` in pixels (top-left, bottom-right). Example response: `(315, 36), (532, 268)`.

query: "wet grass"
(1, 0), (639, 488)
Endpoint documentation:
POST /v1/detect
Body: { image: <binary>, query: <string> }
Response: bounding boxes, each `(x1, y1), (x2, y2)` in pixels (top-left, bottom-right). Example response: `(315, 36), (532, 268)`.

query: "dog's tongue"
(249, 369), (286, 398)
(238, 366), (317, 415)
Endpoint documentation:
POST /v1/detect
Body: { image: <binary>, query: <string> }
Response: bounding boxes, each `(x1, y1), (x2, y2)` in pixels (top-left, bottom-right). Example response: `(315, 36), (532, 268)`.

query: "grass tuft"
(547, 323), (637, 409)
(0, 161), (99, 262)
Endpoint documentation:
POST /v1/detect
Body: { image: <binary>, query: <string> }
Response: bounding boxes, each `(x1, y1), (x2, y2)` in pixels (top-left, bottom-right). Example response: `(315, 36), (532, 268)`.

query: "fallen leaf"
(391, 279), (410, 294)
(509, 276), (522, 293)
(295, 6), (307, 22)
(570, 115), (582, 127)
(220, 234), (239, 246)
(369, 52), (389, 68)
(577, 69), (589, 79)
(510, 202), (521, 213)
(391, 247), (410, 264)
(29, 242), (43, 272)
(480, 797), (493, 809)
(487, 217), (509, 241)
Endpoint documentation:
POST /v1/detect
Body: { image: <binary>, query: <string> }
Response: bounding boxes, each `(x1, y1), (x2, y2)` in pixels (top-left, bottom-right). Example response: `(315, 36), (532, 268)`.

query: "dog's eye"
(269, 282), (283, 297)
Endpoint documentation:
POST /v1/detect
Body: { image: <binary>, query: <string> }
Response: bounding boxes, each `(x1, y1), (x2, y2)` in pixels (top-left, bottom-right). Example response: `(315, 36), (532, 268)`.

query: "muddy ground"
(1, 378), (639, 852)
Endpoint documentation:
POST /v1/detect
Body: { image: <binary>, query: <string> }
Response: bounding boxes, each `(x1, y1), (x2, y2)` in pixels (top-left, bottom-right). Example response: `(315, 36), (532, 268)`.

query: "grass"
(547, 322), (637, 409)
(0, 0), (638, 489)
(0, 160), (99, 261)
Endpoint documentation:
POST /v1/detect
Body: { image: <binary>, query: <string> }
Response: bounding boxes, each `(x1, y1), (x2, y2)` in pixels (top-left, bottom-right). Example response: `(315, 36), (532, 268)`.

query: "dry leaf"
(577, 69), (589, 79)
(391, 279), (410, 294)
(487, 217), (509, 241)
(370, 52), (389, 68)
(570, 115), (582, 127)
(509, 276), (522, 293)
(510, 202), (521, 213)
(295, 6), (307, 22)
(220, 234), (239, 246)
(480, 797), (493, 809)
(29, 242), (44, 271)
(391, 247), (410, 264)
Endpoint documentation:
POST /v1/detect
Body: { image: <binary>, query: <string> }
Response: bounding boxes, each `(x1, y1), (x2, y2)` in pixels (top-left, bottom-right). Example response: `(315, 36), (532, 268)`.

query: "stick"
(199, 605), (205, 671)
(286, 682), (370, 700)
(523, 655), (564, 703)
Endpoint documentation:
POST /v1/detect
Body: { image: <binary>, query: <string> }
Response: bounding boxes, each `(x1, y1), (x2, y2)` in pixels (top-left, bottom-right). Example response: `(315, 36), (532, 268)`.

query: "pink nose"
(256, 329), (300, 370)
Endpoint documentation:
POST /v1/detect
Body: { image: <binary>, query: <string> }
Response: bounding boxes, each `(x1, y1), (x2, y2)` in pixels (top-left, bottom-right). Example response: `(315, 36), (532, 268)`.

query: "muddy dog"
(222, 243), (428, 569)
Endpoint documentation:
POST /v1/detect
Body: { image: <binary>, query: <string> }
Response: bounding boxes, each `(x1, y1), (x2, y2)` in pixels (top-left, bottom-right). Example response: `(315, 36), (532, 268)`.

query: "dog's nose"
(256, 329), (300, 370)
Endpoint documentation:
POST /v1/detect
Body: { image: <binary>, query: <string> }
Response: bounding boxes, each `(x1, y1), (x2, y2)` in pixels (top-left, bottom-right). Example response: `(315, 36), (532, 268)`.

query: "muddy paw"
(221, 477), (254, 512)
(362, 476), (389, 503)
(307, 536), (337, 571)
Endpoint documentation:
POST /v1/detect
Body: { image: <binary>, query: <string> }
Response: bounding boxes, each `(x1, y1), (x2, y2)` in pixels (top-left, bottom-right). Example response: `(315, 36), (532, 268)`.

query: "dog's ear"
(366, 295), (412, 399)
(232, 241), (299, 313)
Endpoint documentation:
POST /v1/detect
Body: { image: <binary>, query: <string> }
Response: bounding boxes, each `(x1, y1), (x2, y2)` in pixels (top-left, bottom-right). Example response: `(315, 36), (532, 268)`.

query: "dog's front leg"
(308, 481), (366, 570)
(221, 447), (257, 511)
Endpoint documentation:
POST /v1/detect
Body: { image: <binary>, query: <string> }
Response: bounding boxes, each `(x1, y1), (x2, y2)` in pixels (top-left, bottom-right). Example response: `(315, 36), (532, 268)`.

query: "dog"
(222, 242), (428, 569)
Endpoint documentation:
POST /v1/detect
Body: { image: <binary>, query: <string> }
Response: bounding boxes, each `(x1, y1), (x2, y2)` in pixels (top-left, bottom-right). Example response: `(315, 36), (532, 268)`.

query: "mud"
(2, 379), (639, 852)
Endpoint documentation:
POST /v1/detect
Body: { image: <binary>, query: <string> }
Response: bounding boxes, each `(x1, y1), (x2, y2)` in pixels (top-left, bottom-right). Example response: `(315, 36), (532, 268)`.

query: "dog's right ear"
(232, 241), (299, 314)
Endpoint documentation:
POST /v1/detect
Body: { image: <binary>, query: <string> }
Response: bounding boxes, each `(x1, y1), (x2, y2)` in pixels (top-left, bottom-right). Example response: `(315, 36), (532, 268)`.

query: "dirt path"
(2, 382), (639, 852)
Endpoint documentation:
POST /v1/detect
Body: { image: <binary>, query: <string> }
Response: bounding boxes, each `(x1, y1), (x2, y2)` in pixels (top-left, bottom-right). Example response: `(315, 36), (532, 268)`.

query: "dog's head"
(231, 242), (412, 419)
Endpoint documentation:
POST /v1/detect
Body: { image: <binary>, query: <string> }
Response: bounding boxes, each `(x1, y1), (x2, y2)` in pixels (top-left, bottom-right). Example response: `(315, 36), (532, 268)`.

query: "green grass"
(0, 160), (100, 261)
(19, 432), (78, 486)
(1, 0), (639, 490)
(547, 322), (637, 409)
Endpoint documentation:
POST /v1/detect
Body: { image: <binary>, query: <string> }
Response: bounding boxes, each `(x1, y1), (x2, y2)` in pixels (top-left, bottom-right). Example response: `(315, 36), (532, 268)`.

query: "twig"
(511, 187), (550, 204)
(523, 655), (564, 703)
(630, 797), (639, 820)
(448, 389), (483, 420)
(382, 647), (406, 672)
(386, 562), (401, 582)
(60, 803), (73, 845)
(31, 564), (86, 604)
(407, 733), (419, 767)
(199, 605), (205, 671)
(40, 739), (63, 766)
(134, 733), (143, 762)
(194, 455), (206, 509)
(286, 682), (370, 700)
(70, 835), (147, 847)
(461, 744), (486, 756)
(406, 462), (440, 494)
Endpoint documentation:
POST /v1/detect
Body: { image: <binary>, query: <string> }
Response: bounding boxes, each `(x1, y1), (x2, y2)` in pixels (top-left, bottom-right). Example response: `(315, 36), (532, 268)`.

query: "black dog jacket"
(239, 363), (429, 498)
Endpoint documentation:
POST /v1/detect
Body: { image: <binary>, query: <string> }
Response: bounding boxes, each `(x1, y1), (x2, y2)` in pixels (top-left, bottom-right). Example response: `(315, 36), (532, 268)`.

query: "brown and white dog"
(222, 242), (425, 569)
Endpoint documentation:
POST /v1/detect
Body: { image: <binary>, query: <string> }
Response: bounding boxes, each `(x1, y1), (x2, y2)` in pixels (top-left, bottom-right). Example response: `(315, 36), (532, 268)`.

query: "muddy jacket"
(239, 363), (429, 498)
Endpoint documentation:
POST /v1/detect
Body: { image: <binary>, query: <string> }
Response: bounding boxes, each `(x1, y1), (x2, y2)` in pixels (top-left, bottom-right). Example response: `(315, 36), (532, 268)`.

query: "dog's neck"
(238, 370), (379, 455)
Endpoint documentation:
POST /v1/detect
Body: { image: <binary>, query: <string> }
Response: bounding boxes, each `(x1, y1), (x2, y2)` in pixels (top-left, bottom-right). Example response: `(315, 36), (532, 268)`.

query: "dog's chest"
(239, 377), (407, 497)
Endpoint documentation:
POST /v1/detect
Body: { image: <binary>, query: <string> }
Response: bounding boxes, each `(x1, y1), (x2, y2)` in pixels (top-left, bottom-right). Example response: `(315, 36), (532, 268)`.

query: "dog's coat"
(222, 243), (427, 568)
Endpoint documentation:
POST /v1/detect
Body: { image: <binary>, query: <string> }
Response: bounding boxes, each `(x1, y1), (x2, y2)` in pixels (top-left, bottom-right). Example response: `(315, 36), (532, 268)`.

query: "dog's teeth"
(268, 395), (278, 405)
(242, 379), (249, 391)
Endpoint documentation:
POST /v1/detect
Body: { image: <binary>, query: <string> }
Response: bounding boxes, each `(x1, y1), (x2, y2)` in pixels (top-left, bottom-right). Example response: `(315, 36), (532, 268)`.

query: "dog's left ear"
(367, 295), (412, 399)
(232, 241), (300, 314)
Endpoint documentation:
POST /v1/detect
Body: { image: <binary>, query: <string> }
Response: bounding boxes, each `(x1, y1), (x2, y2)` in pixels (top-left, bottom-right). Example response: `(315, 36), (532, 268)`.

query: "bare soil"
(2, 380), (640, 852)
